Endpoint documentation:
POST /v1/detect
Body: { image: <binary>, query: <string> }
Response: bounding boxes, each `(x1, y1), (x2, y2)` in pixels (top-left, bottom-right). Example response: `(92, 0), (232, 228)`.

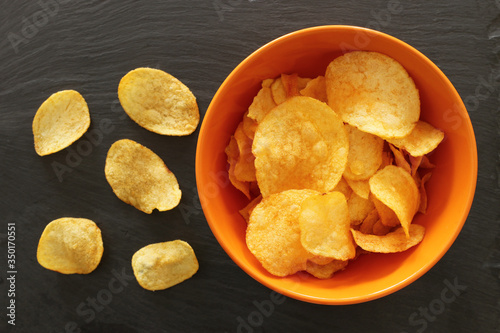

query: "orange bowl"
(196, 25), (477, 305)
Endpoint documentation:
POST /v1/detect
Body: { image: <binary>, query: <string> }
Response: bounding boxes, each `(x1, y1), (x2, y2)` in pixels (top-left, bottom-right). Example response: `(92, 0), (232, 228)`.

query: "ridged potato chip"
(343, 124), (384, 181)
(105, 139), (182, 213)
(118, 67), (199, 136)
(369, 165), (420, 237)
(37, 218), (103, 274)
(246, 189), (318, 277)
(253, 96), (348, 198)
(326, 51), (420, 138)
(248, 78), (276, 123)
(305, 259), (348, 279)
(351, 224), (425, 253)
(132, 240), (198, 291)
(32, 90), (90, 156)
(299, 192), (356, 260)
(299, 75), (328, 103)
(386, 120), (444, 157)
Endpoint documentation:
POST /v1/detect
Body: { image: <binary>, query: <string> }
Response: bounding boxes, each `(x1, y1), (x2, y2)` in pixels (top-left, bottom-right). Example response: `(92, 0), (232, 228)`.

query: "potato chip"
(358, 209), (379, 234)
(239, 195), (262, 223)
(369, 165), (420, 237)
(348, 192), (375, 225)
(345, 178), (370, 199)
(226, 136), (251, 199)
(305, 259), (348, 279)
(309, 255), (334, 265)
(343, 124), (384, 180)
(242, 110), (258, 139)
(333, 177), (352, 200)
(372, 220), (393, 236)
(270, 77), (287, 105)
(33, 90), (90, 156)
(389, 144), (412, 175)
(248, 78), (277, 123)
(105, 139), (182, 213)
(37, 217), (103, 274)
(299, 192), (356, 260)
(131, 240), (198, 291)
(234, 121), (257, 182)
(325, 51), (420, 138)
(386, 121), (444, 157)
(253, 96), (348, 198)
(118, 67), (199, 135)
(246, 189), (318, 277)
(300, 76), (328, 103)
(271, 74), (311, 104)
(351, 224), (425, 253)
(371, 195), (400, 228)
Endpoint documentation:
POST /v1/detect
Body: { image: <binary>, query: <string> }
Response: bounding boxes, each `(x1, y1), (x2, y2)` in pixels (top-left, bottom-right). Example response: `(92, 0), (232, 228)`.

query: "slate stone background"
(0, 0), (499, 332)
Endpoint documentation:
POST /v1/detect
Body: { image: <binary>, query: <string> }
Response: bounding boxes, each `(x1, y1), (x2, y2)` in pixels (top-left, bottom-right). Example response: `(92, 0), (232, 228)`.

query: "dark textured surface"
(0, 1), (499, 332)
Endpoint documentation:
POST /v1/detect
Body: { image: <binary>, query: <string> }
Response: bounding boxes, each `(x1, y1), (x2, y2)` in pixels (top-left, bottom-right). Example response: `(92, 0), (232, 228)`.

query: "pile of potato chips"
(226, 51), (444, 279)
(33, 68), (200, 290)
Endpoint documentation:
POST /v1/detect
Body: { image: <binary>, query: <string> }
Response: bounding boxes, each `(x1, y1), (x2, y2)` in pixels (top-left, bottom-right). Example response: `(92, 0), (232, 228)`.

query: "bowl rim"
(196, 25), (478, 305)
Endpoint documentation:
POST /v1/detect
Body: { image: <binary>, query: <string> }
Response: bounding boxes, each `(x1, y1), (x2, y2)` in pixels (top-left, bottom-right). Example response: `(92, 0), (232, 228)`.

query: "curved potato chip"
(37, 218), (103, 274)
(351, 224), (425, 253)
(333, 177), (352, 200)
(348, 192), (375, 225)
(300, 76), (328, 103)
(234, 121), (256, 182)
(226, 135), (251, 199)
(386, 120), (444, 157)
(326, 51), (420, 138)
(105, 139), (182, 213)
(369, 165), (419, 237)
(248, 78), (277, 123)
(309, 255), (334, 265)
(239, 194), (262, 223)
(306, 259), (348, 279)
(299, 192), (356, 260)
(253, 96), (348, 198)
(344, 124), (384, 180)
(358, 209), (379, 234)
(371, 194), (399, 227)
(33, 90), (90, 156)
(345, 178), (370, 199)
(246, 189), (318, 277)
(132, 240), (198, 291)
(118, 67), (199, 135)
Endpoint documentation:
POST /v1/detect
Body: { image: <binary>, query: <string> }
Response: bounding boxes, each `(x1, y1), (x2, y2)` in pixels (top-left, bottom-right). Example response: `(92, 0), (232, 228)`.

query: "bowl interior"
(196, 26), (477, 304)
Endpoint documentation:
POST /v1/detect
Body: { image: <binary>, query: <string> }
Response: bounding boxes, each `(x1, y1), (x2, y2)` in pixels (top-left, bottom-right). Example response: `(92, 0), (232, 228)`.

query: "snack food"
(105, 139), (181, 214)
(132, 240), (199, 291)
(37, 217), (103, 274)
(226, 51), (443, 279)
(32, 90), (90, 156)
(118, 67), (199, 136)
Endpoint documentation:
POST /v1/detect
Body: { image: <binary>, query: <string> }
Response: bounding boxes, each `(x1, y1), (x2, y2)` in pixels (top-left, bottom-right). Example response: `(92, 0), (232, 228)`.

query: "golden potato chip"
(246, 189), (318, 277)
(32, 90), (90, 156)
(271, 74), (311, 105)
(371, 195), (400, 228)
(309, 255), (334, 265)
(369, 165), (420, 237)
(239, 194), (262, 223)
(305, 259), (348, 279)
(345, 178), (370, 199)
(253, 96), (348, 198)
(343, 124), (384, 180)
(131, 240), (198, 291)
(226, 136), (251, 199)
(234, 121), (257, 182)
(118, 67), (199, 136)
(372, 220), (393, 236)
(299, 192), (356, 261)
(270, 77), (287, 105)
(351, 224), (425, 253)
(333, 177), (352, 200)
(389, 144), (411, 174)
(37, 217), (103, 274)
(247, 78), (277, 123)
(242, 110), (258, 139)
(105, 139), (182, 213)
(300, 76), (328, 103)
(348, 192), (375, 225)
(358, 209), (379, 234)
(386, 121), (444, 157)
(325, 51), (420, 138)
